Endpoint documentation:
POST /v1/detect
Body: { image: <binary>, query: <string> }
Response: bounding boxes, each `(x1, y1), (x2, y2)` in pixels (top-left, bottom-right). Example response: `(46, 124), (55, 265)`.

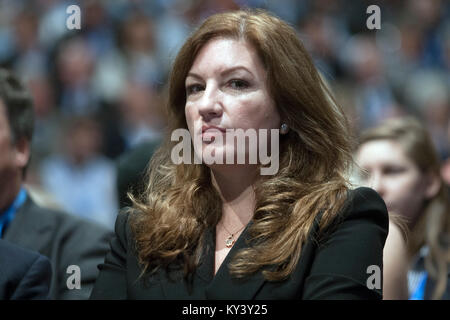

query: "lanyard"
(0, 187), (27, 238)
(409, 272), (428, 300)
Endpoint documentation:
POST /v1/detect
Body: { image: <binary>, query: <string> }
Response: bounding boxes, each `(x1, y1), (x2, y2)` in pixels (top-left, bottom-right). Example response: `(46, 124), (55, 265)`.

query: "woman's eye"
(186, 84), (203, 96)
(384, 166), (406, 175)
(229, 79), (249, 90)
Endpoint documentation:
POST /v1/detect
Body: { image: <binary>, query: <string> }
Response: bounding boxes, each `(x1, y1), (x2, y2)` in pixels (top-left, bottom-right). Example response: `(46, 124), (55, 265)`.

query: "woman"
(91, 9), (388, 299)
(355, 117), (450, 299)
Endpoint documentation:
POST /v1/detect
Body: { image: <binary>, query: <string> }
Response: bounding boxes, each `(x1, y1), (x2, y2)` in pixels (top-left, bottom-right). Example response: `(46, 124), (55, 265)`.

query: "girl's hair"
(128, 9), (354, 281)
(358, 116), (450, 299)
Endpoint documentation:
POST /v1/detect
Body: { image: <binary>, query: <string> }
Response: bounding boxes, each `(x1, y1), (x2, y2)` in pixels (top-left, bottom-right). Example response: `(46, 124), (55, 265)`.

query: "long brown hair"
(358, 116), (450, 299)
(128, 9), (354, 281)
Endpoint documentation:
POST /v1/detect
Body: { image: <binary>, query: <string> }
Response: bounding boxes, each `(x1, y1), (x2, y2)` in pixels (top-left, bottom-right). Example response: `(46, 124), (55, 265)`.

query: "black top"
(91, 187), (388, 299)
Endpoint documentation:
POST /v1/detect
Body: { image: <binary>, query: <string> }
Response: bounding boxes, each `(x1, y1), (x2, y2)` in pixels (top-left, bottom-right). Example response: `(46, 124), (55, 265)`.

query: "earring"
(280, 123), (289, 135)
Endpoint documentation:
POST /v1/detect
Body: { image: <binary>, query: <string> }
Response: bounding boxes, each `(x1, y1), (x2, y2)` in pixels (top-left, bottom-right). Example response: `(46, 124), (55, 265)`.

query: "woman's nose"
(197, 85), (223, 121)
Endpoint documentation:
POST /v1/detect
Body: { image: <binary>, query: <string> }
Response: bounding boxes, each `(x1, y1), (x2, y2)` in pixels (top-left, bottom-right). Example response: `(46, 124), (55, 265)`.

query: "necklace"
(221, 222), (246, 248)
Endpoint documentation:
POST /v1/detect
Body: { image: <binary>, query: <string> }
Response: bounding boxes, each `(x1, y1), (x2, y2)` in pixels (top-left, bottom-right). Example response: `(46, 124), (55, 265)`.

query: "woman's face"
(355, 139), (429, 225)
(184, 37), (280, 167)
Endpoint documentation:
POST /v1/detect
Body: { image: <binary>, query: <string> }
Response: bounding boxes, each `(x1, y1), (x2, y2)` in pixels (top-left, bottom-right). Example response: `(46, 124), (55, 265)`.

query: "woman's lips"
(201, 125), (226, 133)
(201, 125), (226, 142)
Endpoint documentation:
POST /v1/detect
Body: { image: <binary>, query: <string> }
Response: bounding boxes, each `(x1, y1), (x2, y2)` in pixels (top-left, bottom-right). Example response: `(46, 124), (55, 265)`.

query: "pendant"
(225, 235), (235, 248)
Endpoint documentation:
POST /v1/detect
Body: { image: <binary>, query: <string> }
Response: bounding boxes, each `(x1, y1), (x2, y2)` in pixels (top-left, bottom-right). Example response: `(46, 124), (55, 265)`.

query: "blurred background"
(0, 0), (449, 229)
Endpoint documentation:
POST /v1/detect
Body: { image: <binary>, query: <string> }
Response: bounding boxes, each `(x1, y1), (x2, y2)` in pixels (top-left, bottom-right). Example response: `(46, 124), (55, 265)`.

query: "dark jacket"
(0, 239), (52, 300)
(3, 196), (114, 299)
(116, 140), (161, 208)
(91, 187), (388, 299)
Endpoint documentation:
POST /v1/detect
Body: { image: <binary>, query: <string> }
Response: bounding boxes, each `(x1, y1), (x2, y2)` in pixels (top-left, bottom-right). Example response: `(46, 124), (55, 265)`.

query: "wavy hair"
(358, 116), (450, 299)
(128, 9), (354, 281)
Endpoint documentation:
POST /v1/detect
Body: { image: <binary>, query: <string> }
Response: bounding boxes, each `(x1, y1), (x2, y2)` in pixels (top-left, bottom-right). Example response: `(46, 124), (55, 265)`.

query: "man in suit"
(0, 239), (52, 300)
(0, 68), (113, 299)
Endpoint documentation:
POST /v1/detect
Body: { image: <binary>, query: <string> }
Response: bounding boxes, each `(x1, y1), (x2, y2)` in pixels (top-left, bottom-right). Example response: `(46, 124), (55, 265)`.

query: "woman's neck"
(211, 165), (258, 228)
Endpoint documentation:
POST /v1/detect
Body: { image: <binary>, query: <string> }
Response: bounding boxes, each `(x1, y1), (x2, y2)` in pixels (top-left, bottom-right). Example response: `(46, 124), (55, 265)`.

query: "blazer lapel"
(157, 225), (267, 299)
(205, 222), (267, 299)
(158, 227), (215, 299)
(205, 210), (325, 300)
(3, 197), (54, 252)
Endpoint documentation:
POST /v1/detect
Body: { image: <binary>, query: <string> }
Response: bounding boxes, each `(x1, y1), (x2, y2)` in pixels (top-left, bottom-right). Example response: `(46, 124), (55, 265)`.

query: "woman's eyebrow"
(185, 72), (203, 82)
(186, 66), (254, 81)
(220, 66), (254, 77)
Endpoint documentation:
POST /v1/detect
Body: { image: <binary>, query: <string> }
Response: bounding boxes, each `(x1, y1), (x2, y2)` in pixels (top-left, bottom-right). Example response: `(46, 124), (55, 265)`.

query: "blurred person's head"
(342, 35), (383, 83)
(26, 74), (55, 119)
(13, 10), (39, 51)
(403, 70), (450, 159)
(298, 12), (338, 60)
(355, 116), (450, 299)
(57, 38), (95, 87)
(403, 70), (449, 123)
(84, 0), (108, 30)
(64, 116), (103, 165)
(356, 117), (441, 227)
(398, 21), (424, 63)
(118, 80), (165, 129)
(407, 0), (443, 30)
(0, 69), (34, 210)
(120, 12), (156, 54)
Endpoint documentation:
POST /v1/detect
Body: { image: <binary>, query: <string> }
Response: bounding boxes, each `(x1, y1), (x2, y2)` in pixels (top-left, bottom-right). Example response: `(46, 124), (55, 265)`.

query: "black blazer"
(0, 239), (52, 300)
(91, 187), (388, 299)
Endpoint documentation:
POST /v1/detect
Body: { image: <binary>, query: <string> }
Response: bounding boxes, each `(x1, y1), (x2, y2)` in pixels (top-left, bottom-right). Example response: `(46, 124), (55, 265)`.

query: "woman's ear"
(424, 171), (442, 200)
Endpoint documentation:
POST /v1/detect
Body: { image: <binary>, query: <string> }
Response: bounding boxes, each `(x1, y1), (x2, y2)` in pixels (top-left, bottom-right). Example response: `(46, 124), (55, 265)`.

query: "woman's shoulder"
(302, 187), (390, 299)
(317, 187), (389, 244)
(113, 208), (137, 250)
(343, 187), (389, 225)
(116, 208), (131, 226)
(346, 186), (388, 213)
